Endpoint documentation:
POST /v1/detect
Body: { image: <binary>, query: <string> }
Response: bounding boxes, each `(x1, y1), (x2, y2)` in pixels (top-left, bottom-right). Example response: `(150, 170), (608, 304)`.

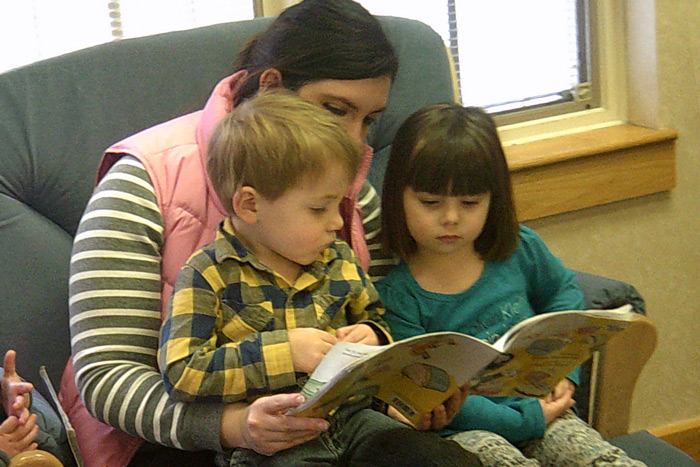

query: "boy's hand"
(288, 328), (337, 374)
(335, 324), (379, 345)
(2, 351), (33, 423)
(0, 414), (39, 458)
(539, 379), (575, 425)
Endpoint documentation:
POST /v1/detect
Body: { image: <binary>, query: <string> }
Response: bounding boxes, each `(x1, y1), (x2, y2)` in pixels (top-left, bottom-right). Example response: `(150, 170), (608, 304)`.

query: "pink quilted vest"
(59, 72), (373, 466)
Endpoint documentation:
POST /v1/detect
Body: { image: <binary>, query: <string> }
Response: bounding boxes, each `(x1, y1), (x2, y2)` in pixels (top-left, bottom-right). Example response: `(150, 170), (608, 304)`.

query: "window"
(0, 0), (254, 74)
(357, 0), (626, 143)
(359, 1), (587, 114)
(1, 0), (627, 143)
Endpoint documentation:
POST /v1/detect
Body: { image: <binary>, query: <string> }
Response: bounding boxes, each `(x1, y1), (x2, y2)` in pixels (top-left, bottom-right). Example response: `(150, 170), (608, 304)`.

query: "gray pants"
(225, 399), (481, 466)
(447, 410), (646, 466)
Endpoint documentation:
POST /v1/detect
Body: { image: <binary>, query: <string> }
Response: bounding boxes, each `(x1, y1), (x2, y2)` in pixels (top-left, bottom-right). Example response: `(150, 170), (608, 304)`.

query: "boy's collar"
(214, 217), (337, 283)
(214, 218), (250, 263)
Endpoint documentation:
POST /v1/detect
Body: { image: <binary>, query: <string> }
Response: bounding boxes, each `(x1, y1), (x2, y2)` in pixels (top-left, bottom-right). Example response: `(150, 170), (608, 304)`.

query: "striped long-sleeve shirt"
(68, 156), (397, 450)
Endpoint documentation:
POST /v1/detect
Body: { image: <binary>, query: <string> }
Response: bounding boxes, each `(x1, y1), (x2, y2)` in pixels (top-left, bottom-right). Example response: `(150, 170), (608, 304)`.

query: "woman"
(62, 1), (473, 465)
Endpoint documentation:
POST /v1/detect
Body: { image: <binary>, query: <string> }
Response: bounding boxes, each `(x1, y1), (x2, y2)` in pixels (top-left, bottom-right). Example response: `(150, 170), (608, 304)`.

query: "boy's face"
(252, 164), (352, 275)
(403, 187), (491, 258)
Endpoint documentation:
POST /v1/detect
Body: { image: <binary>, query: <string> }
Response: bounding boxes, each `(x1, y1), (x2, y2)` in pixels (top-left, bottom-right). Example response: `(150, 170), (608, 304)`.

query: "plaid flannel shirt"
(159, 218), (390, 403)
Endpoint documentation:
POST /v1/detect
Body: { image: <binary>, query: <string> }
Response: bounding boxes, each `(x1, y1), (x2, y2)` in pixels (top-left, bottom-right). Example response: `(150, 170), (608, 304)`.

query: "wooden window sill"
(505, 124), (678, 221)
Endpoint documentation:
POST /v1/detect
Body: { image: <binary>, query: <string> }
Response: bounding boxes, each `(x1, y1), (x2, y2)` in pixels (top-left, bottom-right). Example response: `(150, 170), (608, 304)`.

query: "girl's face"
(296, 76), (392, 145)
(403, 187), (491, 258)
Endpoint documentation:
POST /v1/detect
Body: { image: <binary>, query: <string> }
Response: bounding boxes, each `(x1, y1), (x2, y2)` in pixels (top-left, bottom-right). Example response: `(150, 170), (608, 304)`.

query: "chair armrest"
(573, 270), (655, 436)
(592, 316), (657, 438)
(576, 270), (646, 315)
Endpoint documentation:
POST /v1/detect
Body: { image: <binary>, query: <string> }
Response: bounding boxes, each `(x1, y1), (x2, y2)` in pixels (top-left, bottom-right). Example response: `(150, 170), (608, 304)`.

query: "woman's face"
(296, 76), (392, 145)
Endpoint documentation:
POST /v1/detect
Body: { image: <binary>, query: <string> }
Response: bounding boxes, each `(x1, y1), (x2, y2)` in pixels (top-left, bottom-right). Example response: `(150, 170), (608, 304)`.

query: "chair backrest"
(0, 16), (454, 389)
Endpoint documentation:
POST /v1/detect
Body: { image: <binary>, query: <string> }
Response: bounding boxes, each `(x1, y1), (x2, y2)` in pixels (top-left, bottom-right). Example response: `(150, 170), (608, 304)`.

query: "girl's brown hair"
(381, 104), (519, 261)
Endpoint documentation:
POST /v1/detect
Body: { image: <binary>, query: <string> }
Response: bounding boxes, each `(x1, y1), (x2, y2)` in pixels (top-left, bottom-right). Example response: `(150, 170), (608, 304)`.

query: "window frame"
(497, 0), (628, 147)
(461, 0), (595, 122)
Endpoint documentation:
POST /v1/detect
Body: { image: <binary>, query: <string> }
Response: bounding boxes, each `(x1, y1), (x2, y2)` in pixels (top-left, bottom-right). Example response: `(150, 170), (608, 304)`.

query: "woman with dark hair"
(62, 1), (477, 465)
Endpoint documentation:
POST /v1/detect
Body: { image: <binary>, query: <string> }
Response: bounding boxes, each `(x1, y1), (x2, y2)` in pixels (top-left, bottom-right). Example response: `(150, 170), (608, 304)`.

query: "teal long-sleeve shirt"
(376, 225), (585, 443)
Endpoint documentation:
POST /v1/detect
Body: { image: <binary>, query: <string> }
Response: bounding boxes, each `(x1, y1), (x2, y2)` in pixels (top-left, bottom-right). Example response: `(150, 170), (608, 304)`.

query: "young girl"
(376, 103), (645, 466)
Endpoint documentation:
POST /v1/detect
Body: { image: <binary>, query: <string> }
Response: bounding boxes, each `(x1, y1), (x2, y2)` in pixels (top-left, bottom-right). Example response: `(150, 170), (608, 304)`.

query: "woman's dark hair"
(234, 0), (399, 99)
(382, 104), (519, 262)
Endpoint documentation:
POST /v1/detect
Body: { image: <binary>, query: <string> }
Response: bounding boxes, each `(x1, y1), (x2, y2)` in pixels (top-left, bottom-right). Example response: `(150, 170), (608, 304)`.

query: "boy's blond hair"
(207, 90), (361, 215)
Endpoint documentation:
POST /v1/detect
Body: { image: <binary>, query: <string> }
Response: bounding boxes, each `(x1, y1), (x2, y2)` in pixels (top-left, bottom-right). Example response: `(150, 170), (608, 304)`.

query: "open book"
(289, 305), (644, 425)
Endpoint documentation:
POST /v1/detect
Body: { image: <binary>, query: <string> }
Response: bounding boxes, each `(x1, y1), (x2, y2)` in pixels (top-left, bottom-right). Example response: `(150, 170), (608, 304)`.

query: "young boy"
(157, 91), (479, 465)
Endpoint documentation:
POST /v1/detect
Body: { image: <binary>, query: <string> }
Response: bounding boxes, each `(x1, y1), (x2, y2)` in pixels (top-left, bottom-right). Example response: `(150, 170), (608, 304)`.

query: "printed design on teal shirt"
(480, 297), (529, 344)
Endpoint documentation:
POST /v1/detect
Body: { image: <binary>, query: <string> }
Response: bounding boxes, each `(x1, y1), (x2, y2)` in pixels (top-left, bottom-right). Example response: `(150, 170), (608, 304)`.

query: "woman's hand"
(220, 394), (329, 456)
(1, 351), (33, 423)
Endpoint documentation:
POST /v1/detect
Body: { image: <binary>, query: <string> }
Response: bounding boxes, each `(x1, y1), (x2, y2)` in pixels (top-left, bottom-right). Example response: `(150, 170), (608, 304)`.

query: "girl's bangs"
(407, 137), (493, 196)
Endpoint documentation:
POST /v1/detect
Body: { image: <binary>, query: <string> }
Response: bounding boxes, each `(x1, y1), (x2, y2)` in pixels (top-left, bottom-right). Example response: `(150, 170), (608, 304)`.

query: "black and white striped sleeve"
(358, 180), (398, 282)
(68, 156), (223, 452)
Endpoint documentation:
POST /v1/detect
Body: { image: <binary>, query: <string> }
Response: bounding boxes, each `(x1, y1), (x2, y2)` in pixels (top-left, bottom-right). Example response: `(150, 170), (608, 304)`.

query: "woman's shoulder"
(100, 154), (150, 182)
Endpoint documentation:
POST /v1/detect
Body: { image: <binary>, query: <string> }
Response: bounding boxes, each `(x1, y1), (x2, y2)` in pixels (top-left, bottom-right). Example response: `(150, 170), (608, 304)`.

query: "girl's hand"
(288, 328), (337, 374)
(539, 379), (575, 424)
(335, 324), (379, 345)
(0, 414), (39, 458)
(1, 351), (33, 423)
(388, 384), (468, 431)
(547, 378), (575, 403)
(441, 384), (469, 426)
(220, 394), (328, 456)
(388, 404), (445, 431)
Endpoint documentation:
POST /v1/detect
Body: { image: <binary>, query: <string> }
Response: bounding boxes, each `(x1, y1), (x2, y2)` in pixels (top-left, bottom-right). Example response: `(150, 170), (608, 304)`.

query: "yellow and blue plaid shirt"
(158, 218), (390, 403)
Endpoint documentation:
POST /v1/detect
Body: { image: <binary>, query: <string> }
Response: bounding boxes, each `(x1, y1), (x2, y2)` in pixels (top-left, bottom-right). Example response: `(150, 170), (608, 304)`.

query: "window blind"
(357, 0), (588, 116)
(0, 0), (254, 73)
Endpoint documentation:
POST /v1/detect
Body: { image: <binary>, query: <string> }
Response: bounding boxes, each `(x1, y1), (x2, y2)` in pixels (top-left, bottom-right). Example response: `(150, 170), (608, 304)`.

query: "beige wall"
(526, 1), (700, 432)
(256, 0), (300, 17)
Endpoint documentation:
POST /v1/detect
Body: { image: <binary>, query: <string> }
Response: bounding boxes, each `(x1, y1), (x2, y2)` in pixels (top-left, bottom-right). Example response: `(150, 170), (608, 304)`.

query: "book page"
(471, 305), (640, 397)
(495, 305), (636, 349)
(298, 342), (381, 400)
(291, 332), (505, 424)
